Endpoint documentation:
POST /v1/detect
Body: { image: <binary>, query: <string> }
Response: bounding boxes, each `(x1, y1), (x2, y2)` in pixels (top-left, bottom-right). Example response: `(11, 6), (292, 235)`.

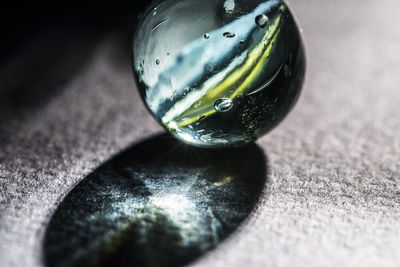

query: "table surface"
(1, 0), (400, 266)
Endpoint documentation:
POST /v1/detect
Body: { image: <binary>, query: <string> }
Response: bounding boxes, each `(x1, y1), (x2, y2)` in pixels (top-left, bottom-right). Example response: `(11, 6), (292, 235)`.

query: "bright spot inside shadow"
(150, 193), (213, 247)
(151, 194), (195, 219)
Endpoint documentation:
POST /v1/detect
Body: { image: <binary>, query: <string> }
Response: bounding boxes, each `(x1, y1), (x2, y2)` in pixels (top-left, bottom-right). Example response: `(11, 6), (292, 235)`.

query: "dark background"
(0, 1), (149, 112)
(0, 1), (149, 60)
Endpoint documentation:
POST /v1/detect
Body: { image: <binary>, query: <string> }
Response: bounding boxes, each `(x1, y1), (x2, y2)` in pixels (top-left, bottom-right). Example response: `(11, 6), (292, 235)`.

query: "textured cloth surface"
(1, 0), (400, 266)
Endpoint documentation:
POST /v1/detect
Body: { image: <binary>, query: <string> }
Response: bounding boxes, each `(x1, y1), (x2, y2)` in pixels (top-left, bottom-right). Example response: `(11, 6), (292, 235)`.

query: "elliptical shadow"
(44, 134), (268, 267)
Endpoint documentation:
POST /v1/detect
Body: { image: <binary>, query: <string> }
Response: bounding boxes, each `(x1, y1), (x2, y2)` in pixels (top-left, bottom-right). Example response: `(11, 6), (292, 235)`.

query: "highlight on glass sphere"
(133, 0), (305, 147)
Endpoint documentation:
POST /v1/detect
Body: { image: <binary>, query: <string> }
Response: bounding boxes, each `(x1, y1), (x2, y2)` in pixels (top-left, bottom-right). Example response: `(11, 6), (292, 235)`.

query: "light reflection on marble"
(44, 134), (267, 267)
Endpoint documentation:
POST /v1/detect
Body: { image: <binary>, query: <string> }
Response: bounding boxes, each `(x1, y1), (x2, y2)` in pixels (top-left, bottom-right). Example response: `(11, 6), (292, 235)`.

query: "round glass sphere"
(133, 0), (305, 147)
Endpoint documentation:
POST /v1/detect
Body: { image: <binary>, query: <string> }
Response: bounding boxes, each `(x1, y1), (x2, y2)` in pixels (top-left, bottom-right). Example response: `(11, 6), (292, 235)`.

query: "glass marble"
(133, 0), (305, 147)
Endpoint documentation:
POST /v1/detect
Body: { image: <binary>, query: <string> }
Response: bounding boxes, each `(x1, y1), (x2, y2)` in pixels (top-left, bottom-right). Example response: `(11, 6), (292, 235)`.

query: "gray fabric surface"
(1, 0), (400, 266)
